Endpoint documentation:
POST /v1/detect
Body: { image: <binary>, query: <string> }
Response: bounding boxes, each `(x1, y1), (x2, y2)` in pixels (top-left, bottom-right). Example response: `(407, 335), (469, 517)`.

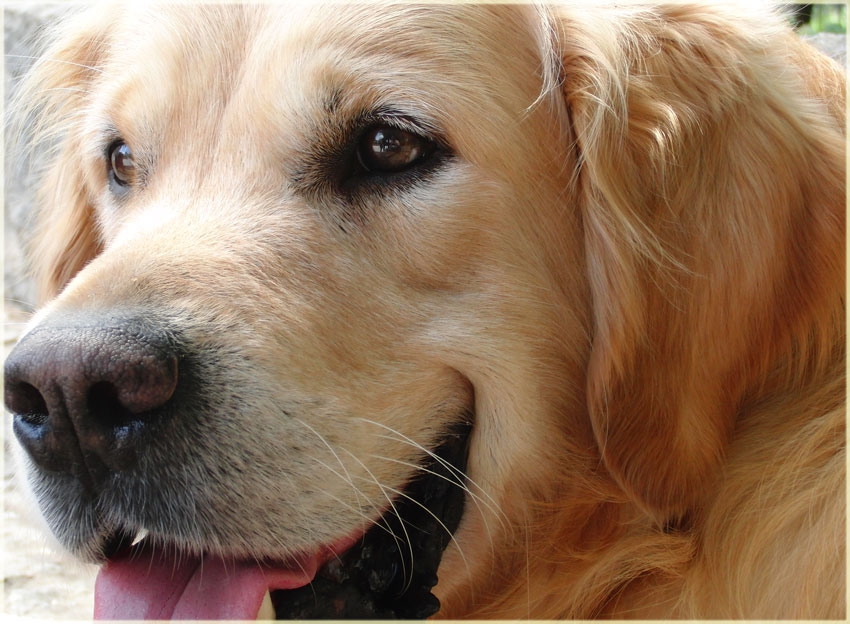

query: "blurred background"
(790, 3), (847, 34)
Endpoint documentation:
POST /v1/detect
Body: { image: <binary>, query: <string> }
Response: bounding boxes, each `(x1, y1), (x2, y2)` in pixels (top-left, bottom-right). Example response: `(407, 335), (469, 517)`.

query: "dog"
(4, 2), (845, 619)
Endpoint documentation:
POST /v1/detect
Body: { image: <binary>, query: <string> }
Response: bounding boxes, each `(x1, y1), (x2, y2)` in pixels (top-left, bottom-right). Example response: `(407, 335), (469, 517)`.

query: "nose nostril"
(88, 381), (135, 428)
(6, 317), (181, 481)
(6, 382), (49, 426)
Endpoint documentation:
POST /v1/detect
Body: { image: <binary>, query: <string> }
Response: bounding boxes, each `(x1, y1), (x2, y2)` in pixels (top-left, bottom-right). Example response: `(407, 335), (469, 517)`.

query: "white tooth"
(257, 590), (275, 620)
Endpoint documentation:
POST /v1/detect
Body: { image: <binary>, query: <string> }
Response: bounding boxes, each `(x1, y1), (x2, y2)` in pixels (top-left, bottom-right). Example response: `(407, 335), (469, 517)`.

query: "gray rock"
(805, 33), (847, 68)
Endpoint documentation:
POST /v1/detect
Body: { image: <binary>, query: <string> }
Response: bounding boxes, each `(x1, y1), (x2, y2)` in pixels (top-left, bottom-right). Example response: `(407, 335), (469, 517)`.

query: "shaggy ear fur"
(556, 4), (845, 519)
(12, 8), (115, 302)
(33, 144), (102, 302)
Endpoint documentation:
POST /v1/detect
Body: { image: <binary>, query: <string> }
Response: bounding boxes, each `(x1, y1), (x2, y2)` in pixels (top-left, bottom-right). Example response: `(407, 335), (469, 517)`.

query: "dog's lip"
(271, 420), (473, 619)
(92, 419), (472, 620)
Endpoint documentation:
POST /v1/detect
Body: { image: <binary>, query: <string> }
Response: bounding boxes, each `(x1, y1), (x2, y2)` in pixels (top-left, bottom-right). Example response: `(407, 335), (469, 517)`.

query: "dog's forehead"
(108, 4), (524, 87)
(99, 3), (547, 149)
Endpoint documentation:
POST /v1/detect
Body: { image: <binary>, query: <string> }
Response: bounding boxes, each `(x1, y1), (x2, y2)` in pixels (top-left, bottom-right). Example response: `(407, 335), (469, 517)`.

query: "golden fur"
(11, 2), (845, 618)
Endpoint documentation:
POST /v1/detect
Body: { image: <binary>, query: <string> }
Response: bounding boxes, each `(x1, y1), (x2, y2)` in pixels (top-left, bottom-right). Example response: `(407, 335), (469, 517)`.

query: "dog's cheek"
(353, 167), (500, 293)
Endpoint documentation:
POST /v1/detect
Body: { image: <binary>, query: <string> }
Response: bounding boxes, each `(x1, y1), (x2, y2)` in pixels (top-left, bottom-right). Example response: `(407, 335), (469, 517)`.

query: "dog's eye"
(356, 126), (433, 174)
(108, 141), (135, 188)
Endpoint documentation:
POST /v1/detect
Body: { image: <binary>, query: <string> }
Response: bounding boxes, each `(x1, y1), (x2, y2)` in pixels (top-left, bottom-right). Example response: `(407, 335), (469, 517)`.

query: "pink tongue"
(93, 541), (318, 620)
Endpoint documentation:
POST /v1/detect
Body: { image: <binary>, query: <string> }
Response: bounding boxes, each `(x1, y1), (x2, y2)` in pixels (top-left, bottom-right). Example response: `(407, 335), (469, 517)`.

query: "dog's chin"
(89, 420), (472, 620)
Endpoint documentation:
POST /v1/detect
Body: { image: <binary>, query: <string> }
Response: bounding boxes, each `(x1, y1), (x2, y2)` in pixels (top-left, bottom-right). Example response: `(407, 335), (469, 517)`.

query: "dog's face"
(7, 3), (592, 618)
(7, 1), (845, 619)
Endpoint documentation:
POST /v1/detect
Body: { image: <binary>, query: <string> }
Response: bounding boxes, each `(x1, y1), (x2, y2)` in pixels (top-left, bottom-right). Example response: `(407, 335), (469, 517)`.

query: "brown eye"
(356, 126), (432, 173)
(109, 141), (135, 187)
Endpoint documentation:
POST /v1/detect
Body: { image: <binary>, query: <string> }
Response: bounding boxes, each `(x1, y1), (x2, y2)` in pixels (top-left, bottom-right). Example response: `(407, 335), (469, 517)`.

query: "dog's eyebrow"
(367, 114), (444, 147)
(320, 93), (446, 144)
(322, 89), (343, 115)
(96, 121), (123, 156)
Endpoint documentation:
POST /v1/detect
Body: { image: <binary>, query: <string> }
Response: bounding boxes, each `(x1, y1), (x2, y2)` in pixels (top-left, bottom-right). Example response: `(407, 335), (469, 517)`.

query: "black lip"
(100, 526), (137, 560)
(271, 419), (473, 619)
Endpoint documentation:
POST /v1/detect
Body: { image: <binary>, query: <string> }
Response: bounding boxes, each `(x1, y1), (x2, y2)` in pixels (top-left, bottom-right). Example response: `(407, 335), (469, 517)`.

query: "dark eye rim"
(106, 139), (134, 191)
(338, 115), (452, 193)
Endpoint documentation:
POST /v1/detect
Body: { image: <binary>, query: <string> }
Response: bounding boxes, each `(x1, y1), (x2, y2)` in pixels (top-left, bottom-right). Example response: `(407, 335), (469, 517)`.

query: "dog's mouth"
(93, 421), (472, 620)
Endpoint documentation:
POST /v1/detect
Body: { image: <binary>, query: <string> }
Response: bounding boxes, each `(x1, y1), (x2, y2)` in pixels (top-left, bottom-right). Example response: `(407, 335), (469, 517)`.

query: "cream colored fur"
(11, 2), (845, 618)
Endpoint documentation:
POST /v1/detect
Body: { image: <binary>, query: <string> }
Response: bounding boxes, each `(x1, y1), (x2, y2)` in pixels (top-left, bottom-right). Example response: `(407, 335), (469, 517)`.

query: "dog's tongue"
(93, 541), (318, 620)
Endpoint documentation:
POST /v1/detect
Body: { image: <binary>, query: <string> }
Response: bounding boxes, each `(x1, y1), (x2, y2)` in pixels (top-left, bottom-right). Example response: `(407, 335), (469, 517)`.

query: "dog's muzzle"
(4, 312), (473, 620)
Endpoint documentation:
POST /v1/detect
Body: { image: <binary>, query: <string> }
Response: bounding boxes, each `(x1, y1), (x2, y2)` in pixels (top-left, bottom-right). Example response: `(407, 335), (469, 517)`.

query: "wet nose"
(4, 317), (178, 489)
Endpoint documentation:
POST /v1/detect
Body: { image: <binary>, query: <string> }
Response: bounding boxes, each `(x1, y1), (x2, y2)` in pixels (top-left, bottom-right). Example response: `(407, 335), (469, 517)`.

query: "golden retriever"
(5, 1), (845, 619)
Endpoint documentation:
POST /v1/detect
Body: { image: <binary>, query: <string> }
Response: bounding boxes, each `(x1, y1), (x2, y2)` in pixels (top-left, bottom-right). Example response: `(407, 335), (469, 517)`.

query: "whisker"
(292, 417), (366, 524)
(3, 298), (36, 311)
(6, 54), (104, 74)
(374, 431), (490, 501)
(356, 418), (504, 520)
(379, 483), (473, 583)
(32, 86), (95, 97)
(302, 455), (403, 544)
(368, 453), (508, 539)
(340, 447), (415, 593)
(250, 427), (394, 560)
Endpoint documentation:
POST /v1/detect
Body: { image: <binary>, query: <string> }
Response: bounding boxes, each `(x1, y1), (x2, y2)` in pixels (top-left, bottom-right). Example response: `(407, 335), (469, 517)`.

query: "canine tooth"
(257, 590), (274, 620)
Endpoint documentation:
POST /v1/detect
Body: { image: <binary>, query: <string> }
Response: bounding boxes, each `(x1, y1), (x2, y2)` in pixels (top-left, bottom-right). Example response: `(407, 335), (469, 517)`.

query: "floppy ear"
(12, 8), (115, 302)
(555, 5), (845, 519)
(32, 141), (103, 303)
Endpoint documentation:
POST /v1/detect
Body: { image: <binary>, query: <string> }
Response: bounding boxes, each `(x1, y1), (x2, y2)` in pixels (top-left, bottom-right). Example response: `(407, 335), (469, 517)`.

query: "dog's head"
(5, 2), (844, 619)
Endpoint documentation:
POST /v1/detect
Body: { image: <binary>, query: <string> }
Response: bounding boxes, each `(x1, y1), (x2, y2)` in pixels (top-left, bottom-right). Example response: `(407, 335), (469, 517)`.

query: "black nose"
(4, 316), (178, 489)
